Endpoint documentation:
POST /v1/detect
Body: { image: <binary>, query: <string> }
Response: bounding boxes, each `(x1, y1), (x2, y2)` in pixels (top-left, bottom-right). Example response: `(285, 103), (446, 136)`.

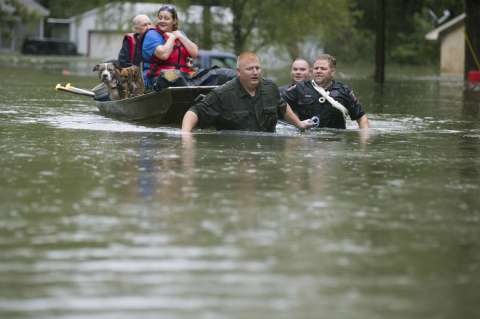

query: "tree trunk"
(287, 43), (300, 61)
(465, 0), (480, 78)
(202, 5), (213, 50)
(374, 0), (386, 83)
(231, 0), (245, 54)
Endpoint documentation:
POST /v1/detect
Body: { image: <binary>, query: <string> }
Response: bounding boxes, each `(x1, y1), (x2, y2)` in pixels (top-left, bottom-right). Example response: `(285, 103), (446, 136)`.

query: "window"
(210, 56), (236, 69)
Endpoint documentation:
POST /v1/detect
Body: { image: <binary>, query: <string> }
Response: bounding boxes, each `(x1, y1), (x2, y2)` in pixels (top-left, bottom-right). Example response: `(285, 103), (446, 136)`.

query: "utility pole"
(374, 0), (386, 84)
(202, 5), (213, 50)
(464, 0), (480, 78)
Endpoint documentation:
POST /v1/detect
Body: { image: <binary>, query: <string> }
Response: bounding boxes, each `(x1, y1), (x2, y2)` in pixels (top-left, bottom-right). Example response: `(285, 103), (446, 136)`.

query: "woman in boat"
(141, 4), (199, 90)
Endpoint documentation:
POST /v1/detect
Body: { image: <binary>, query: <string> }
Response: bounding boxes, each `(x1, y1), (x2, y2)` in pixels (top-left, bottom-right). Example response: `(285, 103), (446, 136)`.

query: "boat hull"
(95, 86), (216, 124)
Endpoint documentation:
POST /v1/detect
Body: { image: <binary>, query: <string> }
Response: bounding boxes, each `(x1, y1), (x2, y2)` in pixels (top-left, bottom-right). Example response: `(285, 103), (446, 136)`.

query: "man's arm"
(279, 83), (312, 130)
(284, 104), (313, 130)
(118, 38), (130, 67)
(345, 86), (369, 129)
(357, 114), (370, 129)
(181, 111), (199, 132)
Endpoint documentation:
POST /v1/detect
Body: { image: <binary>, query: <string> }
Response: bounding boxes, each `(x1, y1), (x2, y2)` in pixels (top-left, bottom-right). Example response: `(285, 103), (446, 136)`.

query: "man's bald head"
(236, 52), (262, 94)
(132, 14), (152, 34)
(290, 58), (310, 83)
(236, 52), (260, 69)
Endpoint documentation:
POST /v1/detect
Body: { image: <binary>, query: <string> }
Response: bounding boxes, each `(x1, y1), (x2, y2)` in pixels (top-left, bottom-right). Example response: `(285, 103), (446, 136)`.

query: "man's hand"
(357, 114), (370, 129)
(181, 111), (199, 132)
(284, 104), (315, 131)
(299, 118), (315, 130)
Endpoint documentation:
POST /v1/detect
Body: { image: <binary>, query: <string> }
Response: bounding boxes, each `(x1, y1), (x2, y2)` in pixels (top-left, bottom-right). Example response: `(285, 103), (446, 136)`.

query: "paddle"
(55, 83), (95, 98)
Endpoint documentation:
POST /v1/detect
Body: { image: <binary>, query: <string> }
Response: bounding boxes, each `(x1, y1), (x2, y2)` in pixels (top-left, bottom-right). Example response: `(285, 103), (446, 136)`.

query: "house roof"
(425, 13), (466, 41)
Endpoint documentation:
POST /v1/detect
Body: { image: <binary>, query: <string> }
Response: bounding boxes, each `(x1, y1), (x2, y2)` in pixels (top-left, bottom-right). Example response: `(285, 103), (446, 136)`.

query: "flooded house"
(63, 2), (231, 60)
(425, 13), (466, 75)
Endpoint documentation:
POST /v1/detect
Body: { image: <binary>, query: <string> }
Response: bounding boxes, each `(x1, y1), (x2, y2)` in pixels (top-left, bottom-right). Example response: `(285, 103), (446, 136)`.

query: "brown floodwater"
(0, 59), (479, 319)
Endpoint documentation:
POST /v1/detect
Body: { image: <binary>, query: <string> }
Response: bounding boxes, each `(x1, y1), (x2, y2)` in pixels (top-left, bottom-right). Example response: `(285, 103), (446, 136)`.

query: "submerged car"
(21, 38), (77, 55)
(194, 50), (236, 69)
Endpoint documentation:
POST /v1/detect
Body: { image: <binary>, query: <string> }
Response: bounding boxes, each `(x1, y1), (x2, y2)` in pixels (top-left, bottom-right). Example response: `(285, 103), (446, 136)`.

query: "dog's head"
(119, 66), (140, 81)
(93, 62), (118, 82)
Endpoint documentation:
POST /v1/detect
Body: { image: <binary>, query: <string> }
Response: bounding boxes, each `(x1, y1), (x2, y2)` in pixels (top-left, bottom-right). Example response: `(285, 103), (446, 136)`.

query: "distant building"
(0, 0), (49, 52)
(425, 13), (466, 75)
(61, 2), (231, 59)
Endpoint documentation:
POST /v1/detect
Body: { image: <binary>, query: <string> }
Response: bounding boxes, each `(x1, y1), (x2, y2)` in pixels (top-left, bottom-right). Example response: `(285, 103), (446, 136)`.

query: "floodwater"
(1, 60), (479, 319)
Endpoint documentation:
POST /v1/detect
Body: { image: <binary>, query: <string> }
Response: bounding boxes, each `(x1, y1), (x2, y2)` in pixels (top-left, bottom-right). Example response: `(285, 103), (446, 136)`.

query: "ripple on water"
(39, 114), (180, 134)
(366, 114), (428, 133)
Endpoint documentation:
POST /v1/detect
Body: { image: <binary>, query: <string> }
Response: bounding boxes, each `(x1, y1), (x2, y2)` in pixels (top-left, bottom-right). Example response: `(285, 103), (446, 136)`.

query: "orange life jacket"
(144, 26), (193, 80)
(124, 33), (136, 63)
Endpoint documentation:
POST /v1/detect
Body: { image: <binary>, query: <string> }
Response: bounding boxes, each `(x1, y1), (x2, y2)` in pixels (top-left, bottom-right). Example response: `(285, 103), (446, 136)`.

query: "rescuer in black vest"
(282, 54), (370, 129)
(279, 58), (311, 97)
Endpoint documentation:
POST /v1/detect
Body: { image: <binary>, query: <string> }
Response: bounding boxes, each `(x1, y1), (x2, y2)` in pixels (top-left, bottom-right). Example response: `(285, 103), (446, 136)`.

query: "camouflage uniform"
(189, 78), (286, 132)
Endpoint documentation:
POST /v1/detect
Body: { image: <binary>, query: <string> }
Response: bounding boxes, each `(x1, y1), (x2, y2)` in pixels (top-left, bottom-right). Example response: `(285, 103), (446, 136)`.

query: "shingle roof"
(425, 13), (466, 41)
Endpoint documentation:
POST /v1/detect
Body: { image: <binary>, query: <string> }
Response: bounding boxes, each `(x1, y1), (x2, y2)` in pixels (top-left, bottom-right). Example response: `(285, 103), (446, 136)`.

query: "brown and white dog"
(118, 65), (144, 99)
(93, 62), (121, 100)
(93, 62), (144, 100)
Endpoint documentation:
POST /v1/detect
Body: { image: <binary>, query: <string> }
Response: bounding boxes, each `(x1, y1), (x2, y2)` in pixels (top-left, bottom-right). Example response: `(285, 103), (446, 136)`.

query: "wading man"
(282, 54), (370, 129)
(181, 52), (313, 132)
(279, 58), (311, 97)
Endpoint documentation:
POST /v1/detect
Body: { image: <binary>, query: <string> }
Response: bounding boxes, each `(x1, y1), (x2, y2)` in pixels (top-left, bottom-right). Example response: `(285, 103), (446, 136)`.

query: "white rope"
(311, 80), (350, 123)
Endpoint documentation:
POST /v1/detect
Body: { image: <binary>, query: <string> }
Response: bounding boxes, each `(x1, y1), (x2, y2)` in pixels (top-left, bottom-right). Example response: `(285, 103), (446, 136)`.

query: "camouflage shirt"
(189, 78), (286, 132)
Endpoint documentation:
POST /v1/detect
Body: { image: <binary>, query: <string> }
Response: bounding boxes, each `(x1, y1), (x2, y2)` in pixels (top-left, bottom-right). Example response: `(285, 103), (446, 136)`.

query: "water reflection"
(463, 90), (480, 119)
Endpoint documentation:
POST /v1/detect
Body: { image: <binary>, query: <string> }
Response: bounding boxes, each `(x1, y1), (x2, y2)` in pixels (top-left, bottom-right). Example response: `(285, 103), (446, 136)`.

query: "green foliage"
(257, 0), (355, 59)
(352, 0), (464, 64)
(176, 0), (356, 58)
(389, 10), (439, 64)
(0, 0), (40, 40)
(0, 0), (16, 39)
(31, 0), (466, 66)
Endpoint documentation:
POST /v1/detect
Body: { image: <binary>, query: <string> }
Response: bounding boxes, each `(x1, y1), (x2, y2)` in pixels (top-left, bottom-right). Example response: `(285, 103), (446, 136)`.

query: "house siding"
(88, 31), (124, 59)
(440, 24), (465, 74)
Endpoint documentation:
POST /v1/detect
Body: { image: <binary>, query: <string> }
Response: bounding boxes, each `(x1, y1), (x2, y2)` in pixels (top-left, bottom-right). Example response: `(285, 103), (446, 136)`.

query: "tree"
(257, 0), (355, 59)
(374, 0), (385, 83)
(178, 0), (355, 59)
(352, 0), (464, 64)
(465, 0), (480, 78)
(0, 0), (40, 42)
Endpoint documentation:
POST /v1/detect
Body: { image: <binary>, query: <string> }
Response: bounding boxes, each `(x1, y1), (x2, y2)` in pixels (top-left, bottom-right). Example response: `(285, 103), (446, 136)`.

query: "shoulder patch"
(349, 90), (358, 102)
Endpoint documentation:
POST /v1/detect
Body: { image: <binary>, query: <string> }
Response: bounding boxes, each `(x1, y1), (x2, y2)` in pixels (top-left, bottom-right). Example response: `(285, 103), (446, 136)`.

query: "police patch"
(350, 90), (358, 101)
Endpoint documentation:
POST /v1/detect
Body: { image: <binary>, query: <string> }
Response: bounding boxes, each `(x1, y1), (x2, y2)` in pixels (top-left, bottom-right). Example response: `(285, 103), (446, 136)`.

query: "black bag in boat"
(92, 83), (110, 101)
(153, 66), (236, 91)
(189, 66), (236, 86)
